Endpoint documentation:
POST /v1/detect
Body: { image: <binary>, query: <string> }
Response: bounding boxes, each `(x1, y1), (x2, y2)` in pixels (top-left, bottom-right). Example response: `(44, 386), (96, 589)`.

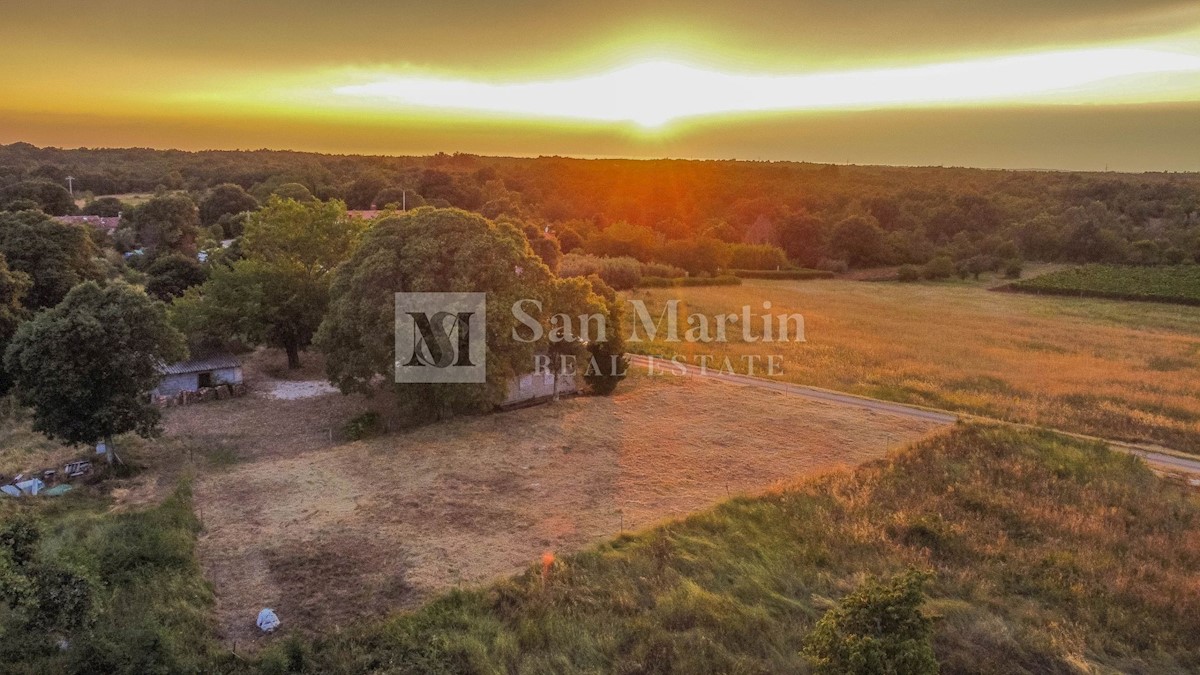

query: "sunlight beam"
(333, 47), (1200, 127)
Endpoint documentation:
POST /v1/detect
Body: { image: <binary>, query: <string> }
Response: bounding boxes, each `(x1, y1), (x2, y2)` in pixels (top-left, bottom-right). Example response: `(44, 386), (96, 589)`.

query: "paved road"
(627, 354), (1200, 477)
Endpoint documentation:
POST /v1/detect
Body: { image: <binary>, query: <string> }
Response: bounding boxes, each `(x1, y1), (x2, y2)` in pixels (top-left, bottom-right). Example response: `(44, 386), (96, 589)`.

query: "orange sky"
(4, 1), (1200, 170)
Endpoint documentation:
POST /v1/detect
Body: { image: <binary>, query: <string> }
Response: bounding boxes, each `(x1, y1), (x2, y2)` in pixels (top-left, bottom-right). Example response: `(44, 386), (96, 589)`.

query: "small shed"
(153, 353), (244, 398)
(500, 370), (579, 409)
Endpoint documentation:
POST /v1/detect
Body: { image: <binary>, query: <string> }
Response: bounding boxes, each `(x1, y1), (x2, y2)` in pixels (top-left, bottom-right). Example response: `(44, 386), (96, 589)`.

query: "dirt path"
(628, 354), (1200, 476)
(188, 373), (945, 649)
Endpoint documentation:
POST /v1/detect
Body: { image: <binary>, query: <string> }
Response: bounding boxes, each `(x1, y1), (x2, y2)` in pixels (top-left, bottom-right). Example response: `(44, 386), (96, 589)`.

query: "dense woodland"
(3, 142), (1200, 281)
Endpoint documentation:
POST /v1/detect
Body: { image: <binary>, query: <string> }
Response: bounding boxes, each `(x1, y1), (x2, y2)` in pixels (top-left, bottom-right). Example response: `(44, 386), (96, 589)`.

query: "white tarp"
(256, 608), (280, 633)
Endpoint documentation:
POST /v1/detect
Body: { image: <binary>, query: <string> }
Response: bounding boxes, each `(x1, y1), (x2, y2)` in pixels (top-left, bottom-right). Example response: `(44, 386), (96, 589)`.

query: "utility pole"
(402, 190), (407, 212)
(65, 175), (75, 198)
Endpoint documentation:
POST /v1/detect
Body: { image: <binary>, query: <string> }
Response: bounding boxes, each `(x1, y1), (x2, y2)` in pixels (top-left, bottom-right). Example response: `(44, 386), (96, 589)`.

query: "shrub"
(803, 569), (937, 675)
(921, 255), (956, 280)
(897, 265), (920, 282)
(727, 243), (788, 270)
(342, 411), (382, 441)
(560, 253), (642, 290)
(1003, 259), (1024, 279)
(731, 269), (835, 280)
(640, 261), (687, 278)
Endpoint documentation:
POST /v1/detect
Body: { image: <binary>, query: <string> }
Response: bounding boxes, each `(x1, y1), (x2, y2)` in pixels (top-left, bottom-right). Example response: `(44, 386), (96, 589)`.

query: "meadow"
(247, 425), (1200, 674)
(1008, 264), (1200, 305)
(627, 278), (1200, 452)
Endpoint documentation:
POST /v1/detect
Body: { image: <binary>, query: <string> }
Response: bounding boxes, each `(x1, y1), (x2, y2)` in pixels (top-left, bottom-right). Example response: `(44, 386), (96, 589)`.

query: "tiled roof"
(157, 353), (242, 375)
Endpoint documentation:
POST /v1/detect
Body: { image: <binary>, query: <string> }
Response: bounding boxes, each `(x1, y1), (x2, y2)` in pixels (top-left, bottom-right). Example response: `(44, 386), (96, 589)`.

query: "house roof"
(157, 353), (242, 375)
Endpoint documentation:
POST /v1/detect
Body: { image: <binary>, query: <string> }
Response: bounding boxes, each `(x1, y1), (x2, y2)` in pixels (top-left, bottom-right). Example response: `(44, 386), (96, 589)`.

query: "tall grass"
(630, 280), (1200, 452)
(0, 482), (222, 674)
(247, 425), (1200, 674)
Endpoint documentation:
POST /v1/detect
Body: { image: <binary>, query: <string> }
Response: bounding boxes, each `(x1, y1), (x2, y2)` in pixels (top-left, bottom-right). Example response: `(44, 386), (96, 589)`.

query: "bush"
(731, 269), (835, 280)
(803, 569), (937, 675)
(640, 261), (687, 278)
(897, 265), (920, 282)
(1004, 259), (1024, 279)
(921, 255), (956, 280)
(560, 253), (642, 290)
(342, 411), (382, 440)
(727, 243), (788, 270)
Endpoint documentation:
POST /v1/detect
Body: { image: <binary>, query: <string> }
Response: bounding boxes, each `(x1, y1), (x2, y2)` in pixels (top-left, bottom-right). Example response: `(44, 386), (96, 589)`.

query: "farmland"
(1008, 264), (1200, 305)
(628, 278), (1200, 452)
(254, 425), (1200, 674)
(175, 362), (941, 647)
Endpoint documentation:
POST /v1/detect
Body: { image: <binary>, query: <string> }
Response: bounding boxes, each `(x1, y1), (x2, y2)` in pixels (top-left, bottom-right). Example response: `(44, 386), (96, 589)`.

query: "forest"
(2, 142), (1200, 284)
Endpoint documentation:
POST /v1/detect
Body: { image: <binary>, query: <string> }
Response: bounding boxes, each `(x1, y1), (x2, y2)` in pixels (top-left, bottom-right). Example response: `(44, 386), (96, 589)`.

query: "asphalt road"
(626, 354), (1200, 477)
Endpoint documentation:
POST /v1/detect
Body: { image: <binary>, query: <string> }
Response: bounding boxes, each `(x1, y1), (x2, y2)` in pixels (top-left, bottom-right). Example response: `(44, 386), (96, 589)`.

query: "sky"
(4, 0), (1200, 170)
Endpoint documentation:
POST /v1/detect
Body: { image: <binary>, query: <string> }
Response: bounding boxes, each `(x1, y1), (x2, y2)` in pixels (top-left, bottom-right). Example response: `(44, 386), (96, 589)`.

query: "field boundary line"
(626, 354), (1200, 476)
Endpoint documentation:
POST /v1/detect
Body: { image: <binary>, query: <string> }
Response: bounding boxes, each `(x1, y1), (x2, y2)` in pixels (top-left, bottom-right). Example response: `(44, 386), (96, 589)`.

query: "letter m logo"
(395, 293), (486, 383)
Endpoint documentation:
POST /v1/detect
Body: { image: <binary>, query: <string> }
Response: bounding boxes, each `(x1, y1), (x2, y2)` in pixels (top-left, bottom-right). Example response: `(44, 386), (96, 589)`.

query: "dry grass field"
(171, 368), (942, 648)
(629, 278), (1200, 452)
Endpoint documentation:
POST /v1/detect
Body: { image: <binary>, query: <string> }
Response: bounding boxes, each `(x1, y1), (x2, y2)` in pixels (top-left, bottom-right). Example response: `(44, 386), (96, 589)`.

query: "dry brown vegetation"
(172, 368), (942, 648)
(631, 278), (1200, 452)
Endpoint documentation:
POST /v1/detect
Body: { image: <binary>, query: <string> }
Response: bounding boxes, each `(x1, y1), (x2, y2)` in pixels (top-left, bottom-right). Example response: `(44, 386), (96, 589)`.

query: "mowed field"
(166, 368), (943, 648)
(629, 278), (1200, 452)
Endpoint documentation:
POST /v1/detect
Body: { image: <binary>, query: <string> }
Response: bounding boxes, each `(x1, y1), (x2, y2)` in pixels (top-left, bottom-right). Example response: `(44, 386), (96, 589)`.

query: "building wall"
(502, 371), (578, 407)
(153, 366), (243, 398)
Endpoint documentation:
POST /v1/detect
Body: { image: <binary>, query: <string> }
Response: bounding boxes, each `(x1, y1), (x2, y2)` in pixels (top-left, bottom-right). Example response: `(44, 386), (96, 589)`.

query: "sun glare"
(333, 47), (1200, 127)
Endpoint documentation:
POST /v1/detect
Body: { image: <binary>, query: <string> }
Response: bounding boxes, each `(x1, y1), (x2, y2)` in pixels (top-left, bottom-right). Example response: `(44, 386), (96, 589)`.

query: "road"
(627, 354), (1200, 477)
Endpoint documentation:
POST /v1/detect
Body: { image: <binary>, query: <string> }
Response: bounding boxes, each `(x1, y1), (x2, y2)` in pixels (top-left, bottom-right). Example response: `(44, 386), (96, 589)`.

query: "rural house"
(153, 353), (244, 399)
(500, 370), (578, 408)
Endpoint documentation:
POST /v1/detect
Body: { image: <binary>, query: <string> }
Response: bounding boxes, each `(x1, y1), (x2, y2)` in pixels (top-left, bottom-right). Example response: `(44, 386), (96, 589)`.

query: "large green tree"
(317, 207), (616, 415)
(0, 253), (31, 395)
(172, 196), (363, 368)
(199, 183), (258, 226)
(0, 210), (102, 309)
(0, 180), (76, 215)
(130, 193), (200, 256)
(4, 282), (186, 452)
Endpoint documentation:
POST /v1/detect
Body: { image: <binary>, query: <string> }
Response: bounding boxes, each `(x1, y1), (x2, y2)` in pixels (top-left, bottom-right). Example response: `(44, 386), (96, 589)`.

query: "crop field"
(169, 366), (942, 648)
(1008, 264), (1200, 305)
(628, 278), (1200, 452)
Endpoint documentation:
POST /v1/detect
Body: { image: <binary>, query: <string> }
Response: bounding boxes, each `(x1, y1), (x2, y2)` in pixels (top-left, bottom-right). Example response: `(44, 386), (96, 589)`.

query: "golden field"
(628, 277), (1200, 452)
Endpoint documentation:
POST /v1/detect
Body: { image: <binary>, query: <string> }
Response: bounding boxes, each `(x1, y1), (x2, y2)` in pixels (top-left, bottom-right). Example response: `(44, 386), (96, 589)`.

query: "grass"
(242, 425), (1200, 674)
(1008, 264), (1200, 305)
(0, 482), (222, 674)
(625, 279), (1200, 453)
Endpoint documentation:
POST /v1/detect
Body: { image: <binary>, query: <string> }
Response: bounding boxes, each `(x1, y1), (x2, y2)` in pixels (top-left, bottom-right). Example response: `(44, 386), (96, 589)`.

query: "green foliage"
(199, 183), (258, 226)
(319, 208), (622, 414)
(1011, 264), (1200, 305)
(897, 264), (921, 282)
(270, 182), (315, 203)
(0, 483), (219, 674)
(129, 193), (201, 256)
(560, 253), (643, 290)
(81, 196), (126, 217)
(1003, 259), (1023, 279)
(0, 180), (76, 215)
(803, 570), (937, 675)
(921, 255), (956, 281)
(0, 210), (103, 309)
(731, 268), (835, 280)
(831, 214), (889, 268)
(727, 243), (788, 270)
(4, 281), (186, 445)
(658, 236), (732, 276)
(173, 196), (363, 367)
(144, 253), (208, 301)
(342, 411), (382, 441)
